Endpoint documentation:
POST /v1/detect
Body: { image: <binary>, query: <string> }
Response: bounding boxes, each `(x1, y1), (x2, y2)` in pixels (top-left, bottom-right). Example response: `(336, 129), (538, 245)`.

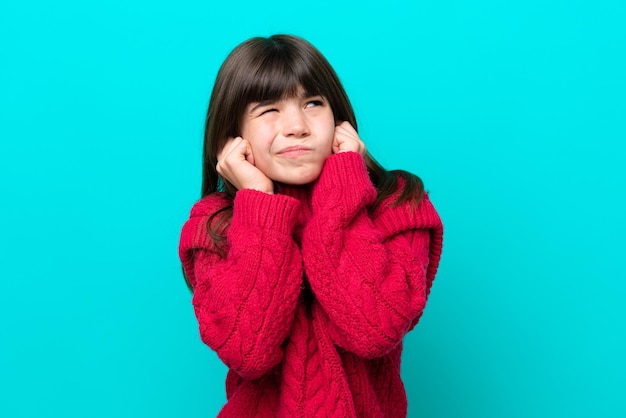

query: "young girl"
(179, 34), (443, 417)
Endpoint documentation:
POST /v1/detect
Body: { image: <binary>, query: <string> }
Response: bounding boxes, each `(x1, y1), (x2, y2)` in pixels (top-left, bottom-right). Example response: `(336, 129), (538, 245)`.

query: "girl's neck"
(275, 182), (314, 201)
(275, 182), (314, 234)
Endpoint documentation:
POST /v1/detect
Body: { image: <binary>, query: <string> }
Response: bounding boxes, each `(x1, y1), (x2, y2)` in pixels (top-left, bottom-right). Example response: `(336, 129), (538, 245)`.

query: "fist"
(333, 121), (366, 156)
(216, 137), (274, 194)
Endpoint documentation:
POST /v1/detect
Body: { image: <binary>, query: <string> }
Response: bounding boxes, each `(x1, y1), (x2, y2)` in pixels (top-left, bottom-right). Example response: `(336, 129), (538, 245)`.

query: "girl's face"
(240, 89), (335, 185)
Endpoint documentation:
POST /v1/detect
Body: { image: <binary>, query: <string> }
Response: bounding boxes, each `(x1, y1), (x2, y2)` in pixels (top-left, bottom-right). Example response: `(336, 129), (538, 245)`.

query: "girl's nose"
(282, 109), (310, 138)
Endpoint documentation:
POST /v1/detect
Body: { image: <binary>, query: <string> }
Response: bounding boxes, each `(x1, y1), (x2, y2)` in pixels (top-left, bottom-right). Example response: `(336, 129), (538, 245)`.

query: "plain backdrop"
(1, 1), (625, 417)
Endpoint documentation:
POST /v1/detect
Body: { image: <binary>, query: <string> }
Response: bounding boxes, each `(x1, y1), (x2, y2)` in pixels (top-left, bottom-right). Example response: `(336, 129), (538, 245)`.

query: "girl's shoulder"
(188, 192), (232, 218)
(189, 192), (233, 218)
(371, 173), (441, 232)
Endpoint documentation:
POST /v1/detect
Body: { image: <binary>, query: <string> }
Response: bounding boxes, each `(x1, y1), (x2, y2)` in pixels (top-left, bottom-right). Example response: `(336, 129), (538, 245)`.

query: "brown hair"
(185, 34), (424, 290)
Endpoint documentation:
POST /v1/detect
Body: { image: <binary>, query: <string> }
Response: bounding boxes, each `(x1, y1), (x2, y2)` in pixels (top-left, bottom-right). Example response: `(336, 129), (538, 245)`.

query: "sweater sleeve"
(179, 190), (303, 379)
(301, 152), (444, 359)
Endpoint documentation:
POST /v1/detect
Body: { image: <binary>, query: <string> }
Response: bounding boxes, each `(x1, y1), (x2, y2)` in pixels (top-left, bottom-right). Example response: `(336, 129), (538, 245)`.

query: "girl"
(179, 34), (443, 417)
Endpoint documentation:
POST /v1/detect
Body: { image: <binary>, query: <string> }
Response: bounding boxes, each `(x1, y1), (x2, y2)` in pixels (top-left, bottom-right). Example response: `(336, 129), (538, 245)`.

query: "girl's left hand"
(333, 121), (366, 156)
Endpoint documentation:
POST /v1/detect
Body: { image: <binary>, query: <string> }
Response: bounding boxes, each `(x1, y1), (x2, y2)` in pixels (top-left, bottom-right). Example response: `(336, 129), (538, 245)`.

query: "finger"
(334, 126), (358, 144)
(334, 122), (362, 152)
(222, 137), (247, 163)
(332, 140), (341, 154)
(216, 138), (242, 176)
(217, 137), (240, 162)
(336, 121), (357, 135)
(243, 140), (255, 165)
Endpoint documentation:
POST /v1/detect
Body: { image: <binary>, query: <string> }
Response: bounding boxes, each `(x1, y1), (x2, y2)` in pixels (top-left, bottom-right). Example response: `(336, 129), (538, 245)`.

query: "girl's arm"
(302, 152), (443, 359)
(179, 190), (303, 379)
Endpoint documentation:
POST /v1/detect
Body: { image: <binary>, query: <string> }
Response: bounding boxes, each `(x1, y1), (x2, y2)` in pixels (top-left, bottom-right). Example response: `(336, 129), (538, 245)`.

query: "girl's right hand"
(216, 137), (274, 194)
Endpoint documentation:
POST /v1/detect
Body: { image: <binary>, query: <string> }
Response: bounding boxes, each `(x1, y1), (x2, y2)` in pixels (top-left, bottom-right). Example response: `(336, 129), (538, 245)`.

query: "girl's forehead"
(245, 69), (324, 99)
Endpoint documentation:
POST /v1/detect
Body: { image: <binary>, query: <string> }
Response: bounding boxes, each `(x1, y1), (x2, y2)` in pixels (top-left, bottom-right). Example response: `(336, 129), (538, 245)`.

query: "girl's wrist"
(312, 152), (376, 211)
(233, 189), (300, 233)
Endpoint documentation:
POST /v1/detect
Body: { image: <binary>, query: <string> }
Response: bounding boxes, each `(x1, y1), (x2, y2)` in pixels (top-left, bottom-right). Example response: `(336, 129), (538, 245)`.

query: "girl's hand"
(216, 137), (274, 194)
(332, 121), (366, 156)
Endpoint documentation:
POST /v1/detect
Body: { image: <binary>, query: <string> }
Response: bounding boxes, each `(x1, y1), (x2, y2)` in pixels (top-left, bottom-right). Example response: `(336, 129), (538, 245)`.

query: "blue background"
(1, 1), (625, 417)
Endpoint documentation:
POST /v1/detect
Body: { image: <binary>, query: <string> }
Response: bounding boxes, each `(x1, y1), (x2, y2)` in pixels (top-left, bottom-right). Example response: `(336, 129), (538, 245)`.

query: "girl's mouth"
(278, 146), (312, 157)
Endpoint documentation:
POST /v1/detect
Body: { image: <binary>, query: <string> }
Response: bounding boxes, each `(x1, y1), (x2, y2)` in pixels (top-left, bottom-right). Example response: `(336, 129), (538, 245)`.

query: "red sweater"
(179, 152), (443, 417)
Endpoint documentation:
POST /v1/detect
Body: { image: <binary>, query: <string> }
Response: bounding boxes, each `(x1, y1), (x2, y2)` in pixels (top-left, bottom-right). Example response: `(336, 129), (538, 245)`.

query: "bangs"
(242, 53), (325, 104)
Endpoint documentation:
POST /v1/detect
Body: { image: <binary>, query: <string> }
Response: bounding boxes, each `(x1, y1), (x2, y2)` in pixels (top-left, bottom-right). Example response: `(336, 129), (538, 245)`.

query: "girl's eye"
(260, 108), (278, 115)
(305, 100), (323, 108)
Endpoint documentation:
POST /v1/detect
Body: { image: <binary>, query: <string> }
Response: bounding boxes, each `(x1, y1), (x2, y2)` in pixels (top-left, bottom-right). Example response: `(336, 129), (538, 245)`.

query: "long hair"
(184, 34), (424, 290)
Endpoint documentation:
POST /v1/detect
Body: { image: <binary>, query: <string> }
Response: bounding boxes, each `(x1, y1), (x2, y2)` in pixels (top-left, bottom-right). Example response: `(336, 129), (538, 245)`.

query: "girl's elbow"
(363, 333), (405, 358)
(234, 359), (280, 380)
(333, 327), (403, 359)
(204, 336), (284, 380)
(224, 349), (284, 380)
(339, 310), (425, 358)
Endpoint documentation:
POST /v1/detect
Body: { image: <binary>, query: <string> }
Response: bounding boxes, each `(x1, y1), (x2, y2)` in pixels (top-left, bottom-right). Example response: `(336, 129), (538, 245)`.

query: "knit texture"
(179, 152), (444, 417)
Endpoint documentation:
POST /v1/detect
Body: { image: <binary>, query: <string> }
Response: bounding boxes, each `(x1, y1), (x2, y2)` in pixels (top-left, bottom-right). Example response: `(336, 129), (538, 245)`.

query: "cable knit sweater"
(179, 152), (443, 417)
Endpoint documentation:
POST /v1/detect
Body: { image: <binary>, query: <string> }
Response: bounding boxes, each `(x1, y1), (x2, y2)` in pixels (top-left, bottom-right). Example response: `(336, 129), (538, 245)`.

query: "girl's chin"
(272, 171), (322, 186)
